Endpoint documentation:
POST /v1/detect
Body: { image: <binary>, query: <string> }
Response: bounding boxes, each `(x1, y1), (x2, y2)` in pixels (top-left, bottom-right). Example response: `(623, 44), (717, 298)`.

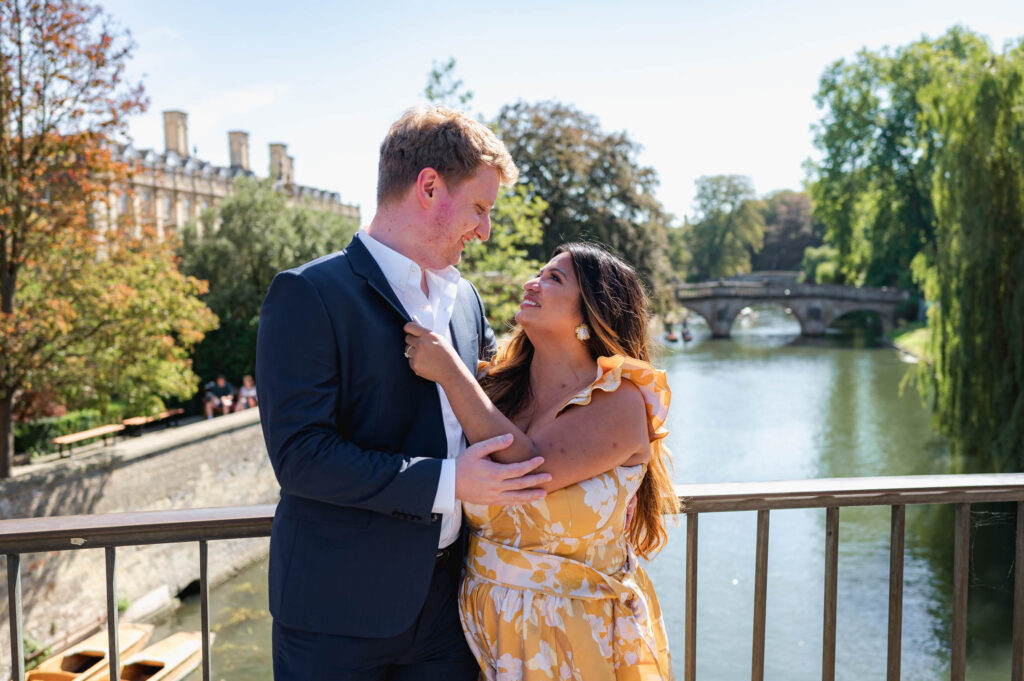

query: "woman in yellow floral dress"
(404, 242), (679, 680)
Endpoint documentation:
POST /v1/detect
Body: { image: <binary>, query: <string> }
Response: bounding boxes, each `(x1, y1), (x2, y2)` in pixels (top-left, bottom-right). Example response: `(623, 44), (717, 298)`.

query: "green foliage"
(424, 57), (475, 109)
(1, 227), (217, 422)
(914, 43), (1024, 469)
(665, 223), (692, 280)
(493, 100), (675, 310)
(461, 184), (546, 330)
(808, 27), (993, 288)
(750, 190), (822, 271)
(683, 175), (764, 281)
(179, 177), (359, 383)
(14, 407), (126, 455)
(422, 59), (653, 320)
(23, 635), (51, 671)
(800, 244), (840, 284)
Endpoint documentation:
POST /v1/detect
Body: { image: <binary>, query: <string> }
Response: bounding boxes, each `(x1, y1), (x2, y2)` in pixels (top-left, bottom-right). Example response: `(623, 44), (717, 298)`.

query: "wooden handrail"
(0, 505), (276, 554)
(2, 474), (1023, 681)
(675, 473), (1024, 512)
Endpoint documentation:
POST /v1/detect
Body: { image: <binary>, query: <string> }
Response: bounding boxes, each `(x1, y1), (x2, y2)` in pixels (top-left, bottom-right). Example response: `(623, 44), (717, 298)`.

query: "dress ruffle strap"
(557, 355), (671, 446)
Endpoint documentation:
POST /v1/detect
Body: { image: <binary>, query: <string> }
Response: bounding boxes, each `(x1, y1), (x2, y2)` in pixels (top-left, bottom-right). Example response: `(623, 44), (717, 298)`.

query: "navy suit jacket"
(255, 234), (497, 637)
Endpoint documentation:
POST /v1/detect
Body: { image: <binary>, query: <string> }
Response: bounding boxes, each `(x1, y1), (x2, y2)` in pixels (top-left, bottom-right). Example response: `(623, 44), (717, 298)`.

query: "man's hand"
(456, 434), (551, 505)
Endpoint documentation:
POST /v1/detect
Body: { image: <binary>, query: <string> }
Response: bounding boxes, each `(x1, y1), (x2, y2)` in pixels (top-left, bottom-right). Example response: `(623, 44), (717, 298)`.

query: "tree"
(683, 175), (764, 281)
(750, 190), (822, 271)
(179, 177), (359, 383)
(424, 57), (474, 110)
(0, 0), (171, 477)
(493, 101), (674, 307)
(913, 43), (1024, 469)
(421, 58), (546, 329)
(461, 183), (546, 330)
(808, 27), (993, 288)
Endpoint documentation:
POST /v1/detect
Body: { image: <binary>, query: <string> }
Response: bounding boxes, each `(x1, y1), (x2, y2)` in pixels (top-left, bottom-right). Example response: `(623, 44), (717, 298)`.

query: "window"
(163, 195), (173, 221)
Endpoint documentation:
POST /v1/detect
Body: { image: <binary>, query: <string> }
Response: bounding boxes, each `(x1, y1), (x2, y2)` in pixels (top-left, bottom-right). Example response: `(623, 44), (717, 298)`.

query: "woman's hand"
(404, 322), (464, 385)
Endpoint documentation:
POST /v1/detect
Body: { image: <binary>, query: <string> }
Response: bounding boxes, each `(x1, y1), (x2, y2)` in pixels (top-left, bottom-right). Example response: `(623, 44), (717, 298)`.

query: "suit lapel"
(450, 280), (480, 373)
(349, 234), (479, 371)
(344, 235), (411, 323)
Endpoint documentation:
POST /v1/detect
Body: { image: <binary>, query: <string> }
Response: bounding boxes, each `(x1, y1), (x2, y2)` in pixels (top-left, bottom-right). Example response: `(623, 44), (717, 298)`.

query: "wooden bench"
(51, 423), (126, 457)
(122, 408), (184, 434)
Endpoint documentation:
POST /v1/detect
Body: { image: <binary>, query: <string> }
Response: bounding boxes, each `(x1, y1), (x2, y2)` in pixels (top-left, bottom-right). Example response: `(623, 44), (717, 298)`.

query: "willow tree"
(808, 27), (992, 288)
(914, 43), (1024, 469)
(0, 1), (216, 477)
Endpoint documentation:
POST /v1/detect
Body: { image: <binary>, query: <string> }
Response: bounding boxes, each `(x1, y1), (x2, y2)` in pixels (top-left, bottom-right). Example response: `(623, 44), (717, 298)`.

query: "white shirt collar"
(358, 230), (461, 299)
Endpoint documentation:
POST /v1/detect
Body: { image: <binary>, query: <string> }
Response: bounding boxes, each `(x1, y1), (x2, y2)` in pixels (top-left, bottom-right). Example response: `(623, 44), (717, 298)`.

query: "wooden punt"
(110, 632), (205, 681)
(27, 624), (153, 681)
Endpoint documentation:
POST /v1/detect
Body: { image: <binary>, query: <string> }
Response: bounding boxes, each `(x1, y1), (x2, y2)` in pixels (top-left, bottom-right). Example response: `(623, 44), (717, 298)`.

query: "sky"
(101, 0), (1024, 224)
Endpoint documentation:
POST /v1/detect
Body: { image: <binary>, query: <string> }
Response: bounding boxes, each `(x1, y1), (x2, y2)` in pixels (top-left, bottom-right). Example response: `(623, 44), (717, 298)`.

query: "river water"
(153, 307), (1014, 680)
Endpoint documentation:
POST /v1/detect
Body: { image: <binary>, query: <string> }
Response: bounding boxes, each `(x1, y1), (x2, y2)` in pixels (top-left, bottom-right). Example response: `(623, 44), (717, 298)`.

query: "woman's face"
(515, 252), (584, 336)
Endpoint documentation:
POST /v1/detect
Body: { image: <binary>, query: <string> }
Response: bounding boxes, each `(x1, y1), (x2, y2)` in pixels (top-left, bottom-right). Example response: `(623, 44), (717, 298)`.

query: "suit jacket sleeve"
(256, 269), (441, 524)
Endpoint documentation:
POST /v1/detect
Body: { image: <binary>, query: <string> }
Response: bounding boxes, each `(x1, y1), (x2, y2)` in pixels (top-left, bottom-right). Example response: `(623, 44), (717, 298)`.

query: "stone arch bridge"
(675, 279), (910, 338)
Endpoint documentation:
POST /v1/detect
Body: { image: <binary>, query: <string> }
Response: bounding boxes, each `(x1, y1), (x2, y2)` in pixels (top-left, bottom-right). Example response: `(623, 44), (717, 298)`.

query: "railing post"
(685, 512), (698, 681)
(1013, 501), (1023, 681)
(886, 505), (905, 681)
(7, 554), (24, 681)
(950, 503), (969, 681)
(200, 540), (212, 681)
(105, 547), (120, 680)
(822, 506), (839, 681)
(751, 509), (769, 681)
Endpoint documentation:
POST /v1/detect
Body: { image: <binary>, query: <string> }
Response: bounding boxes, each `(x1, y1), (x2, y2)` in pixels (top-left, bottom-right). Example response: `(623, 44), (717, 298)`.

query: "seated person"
(234, 374), (258, 411)
(204, 374), (234, 418)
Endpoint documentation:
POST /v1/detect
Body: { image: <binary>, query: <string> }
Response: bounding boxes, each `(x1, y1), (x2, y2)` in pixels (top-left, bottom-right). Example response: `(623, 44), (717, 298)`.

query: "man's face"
(425, 165), (500, 269)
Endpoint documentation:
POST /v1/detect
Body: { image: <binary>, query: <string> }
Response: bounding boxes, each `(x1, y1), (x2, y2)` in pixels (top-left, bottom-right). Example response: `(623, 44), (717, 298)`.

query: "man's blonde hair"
(376, 106), (518, 207)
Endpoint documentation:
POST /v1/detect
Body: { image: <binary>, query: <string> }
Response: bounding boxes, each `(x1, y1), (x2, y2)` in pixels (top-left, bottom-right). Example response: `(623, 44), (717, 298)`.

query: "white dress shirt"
(358, 230), (463, 549)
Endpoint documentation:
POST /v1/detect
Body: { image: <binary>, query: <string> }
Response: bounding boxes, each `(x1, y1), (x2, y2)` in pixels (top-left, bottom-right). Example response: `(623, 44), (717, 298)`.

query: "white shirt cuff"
(423, 457), (456, 515)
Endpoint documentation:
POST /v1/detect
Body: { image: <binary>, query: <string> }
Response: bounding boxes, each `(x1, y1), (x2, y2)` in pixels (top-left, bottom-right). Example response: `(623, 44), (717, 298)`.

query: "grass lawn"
(886, 322), (931, 362)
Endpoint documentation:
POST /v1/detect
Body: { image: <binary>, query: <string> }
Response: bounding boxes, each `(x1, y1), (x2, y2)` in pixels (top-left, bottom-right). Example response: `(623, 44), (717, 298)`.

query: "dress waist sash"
(465, 533), (670, 678)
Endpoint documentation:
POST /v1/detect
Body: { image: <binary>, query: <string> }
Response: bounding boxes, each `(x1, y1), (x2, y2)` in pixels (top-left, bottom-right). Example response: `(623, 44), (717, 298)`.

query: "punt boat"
(111, 631), (205, 681)
(27, 624), (153, 681)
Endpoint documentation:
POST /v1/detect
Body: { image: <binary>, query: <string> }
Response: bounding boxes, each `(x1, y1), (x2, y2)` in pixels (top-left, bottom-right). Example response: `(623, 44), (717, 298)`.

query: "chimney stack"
(163, 110), (188, 156)
(228, 131), (250, 171)
(269, 143), (294, 185)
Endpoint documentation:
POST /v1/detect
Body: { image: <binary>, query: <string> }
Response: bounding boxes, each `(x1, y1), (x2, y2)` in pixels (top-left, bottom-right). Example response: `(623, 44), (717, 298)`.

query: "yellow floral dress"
(460, 355), (673, 681)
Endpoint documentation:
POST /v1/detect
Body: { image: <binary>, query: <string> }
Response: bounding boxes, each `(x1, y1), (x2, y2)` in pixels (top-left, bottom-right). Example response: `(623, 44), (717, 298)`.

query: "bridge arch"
(675, 279), (908, 338)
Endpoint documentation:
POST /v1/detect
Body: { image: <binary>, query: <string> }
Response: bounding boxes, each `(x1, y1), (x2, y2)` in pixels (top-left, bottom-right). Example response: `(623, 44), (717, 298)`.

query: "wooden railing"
(1, 506), (274, 681)
(2, 474), (1023, 680)
(675, 473), (1024, 681)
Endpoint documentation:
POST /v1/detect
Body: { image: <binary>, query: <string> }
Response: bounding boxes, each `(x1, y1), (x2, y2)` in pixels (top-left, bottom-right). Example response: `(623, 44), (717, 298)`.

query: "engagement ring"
(404, 346), (412, 359)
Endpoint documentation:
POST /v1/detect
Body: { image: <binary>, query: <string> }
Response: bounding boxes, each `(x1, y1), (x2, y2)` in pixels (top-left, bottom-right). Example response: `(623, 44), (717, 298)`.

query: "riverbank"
(884, 321), (931, 362)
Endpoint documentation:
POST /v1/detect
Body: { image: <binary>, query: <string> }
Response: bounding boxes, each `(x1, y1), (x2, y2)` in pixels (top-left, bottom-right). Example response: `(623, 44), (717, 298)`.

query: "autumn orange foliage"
(0, 1), (217, 477)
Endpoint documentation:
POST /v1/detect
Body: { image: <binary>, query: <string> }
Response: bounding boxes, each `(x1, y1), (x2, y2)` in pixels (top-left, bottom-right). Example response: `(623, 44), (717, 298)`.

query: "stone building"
(108, 110), (359, 239)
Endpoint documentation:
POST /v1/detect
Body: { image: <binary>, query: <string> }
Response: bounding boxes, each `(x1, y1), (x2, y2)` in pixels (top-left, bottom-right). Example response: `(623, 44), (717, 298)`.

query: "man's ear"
(416, 168), (442, 209)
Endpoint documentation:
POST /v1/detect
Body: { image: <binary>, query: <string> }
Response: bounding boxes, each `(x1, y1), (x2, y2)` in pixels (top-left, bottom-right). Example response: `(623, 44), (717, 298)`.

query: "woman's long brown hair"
(479, 242), (680, 558)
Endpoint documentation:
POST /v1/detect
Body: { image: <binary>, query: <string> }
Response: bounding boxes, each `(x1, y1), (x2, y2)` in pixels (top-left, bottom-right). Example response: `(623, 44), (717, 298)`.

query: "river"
(152, 306), (1013, 680)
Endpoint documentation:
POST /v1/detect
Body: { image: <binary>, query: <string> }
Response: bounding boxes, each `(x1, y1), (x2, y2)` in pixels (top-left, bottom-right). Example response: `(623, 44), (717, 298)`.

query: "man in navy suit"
(256, 107), (551, 679)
